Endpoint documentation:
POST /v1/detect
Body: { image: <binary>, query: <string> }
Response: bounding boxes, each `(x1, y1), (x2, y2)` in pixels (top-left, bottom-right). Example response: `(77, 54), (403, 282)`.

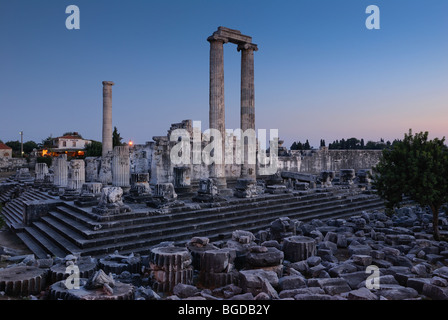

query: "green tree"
(37, 156), (52, 167)
(346, 137), (360, 149)
(304, 140), (311, 150)
(373, 130), (448, 240)
(23, 141), (38, 154)
(320, 139), (326, 147)
(113, 127), (124, 148)
(85, 140), (102, 157)
(5, 140), (21, 153)
(291, 142), (298, 150)
(42, 136), (54, 148)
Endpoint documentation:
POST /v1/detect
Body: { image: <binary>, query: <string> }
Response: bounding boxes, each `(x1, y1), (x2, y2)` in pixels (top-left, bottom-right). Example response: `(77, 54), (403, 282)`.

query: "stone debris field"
(1, 203), (448, 301)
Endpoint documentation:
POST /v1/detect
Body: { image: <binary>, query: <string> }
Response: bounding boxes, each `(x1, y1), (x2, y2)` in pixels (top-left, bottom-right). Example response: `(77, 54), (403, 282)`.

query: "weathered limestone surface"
(208, 34), (227, 190)
(92, 186), (131, 216)
(149, 246), (193, 292)
(112, 146), (130, 189)
(239, 42), (257, 181)
(53, 154), (68, 189)
(282, 236), (316, 262)
(50, 256), (98, 283)
(0, 266), (48, 296)
(61, 160), (85, 200)
(34, 163), (48, 184)
(125, 173), (152, 203)
(75, 182), (102, 207)
(85, 157), (100, 182)
(98, 151), (113, 185)
(102, 81), (114, 157)
(67, 160), (85, 191)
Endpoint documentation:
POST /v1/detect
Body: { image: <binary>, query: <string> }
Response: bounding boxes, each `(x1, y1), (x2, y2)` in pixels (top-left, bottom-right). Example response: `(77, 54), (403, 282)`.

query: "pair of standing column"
(208, 37), (258, 188)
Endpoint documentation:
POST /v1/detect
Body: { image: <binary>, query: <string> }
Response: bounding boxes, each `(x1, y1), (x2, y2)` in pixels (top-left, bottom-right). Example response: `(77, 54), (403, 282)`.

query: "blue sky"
(0, 0), (447, 149)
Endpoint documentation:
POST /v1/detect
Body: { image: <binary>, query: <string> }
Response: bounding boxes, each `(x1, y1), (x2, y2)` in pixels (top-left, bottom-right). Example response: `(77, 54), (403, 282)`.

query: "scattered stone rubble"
(1, 205), (448, 300)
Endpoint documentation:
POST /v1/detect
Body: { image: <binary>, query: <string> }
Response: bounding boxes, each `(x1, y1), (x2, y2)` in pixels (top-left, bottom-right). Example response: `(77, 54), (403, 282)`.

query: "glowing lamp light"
(129, 140), (134, 147)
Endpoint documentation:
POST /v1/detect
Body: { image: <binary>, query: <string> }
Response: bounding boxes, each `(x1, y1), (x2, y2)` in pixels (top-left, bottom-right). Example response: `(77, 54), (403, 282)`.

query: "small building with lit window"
(40, 132), (91, 158)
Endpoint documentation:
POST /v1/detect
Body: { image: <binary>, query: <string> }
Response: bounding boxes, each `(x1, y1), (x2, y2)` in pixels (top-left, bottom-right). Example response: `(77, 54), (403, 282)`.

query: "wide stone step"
(82, 192), (346, 235)
(1, 206), (22, 227)
(34, 193), (348, 251)
(23, 189), (55, 201)
(10, 186), (385, 259)
(54, 205), (102, 230)
(86, 191), (326, 224)
(138, 197), (385, 254)
(79, 195), (384, 256)
(24, 227), (67, 258)
(119, 197), (385, 257)
(32, 221), (82, 255)
(45, 211), (96, 240)
(5, 200), (24, 216)
(79, 194), (360, 242)
(43, 192), (334, 236)
(15, 232), (48, 259)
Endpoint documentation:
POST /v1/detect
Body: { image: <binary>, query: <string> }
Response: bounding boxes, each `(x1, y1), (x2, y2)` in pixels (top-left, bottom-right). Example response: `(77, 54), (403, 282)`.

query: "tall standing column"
(207, 35), (228, 189)
(102, 81), (114, 157)
(238, 43), (258, 180)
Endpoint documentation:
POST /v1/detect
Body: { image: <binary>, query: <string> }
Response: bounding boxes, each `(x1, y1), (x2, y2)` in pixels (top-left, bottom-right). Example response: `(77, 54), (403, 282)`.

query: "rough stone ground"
(0, 228), (32, 266)
(1, 204), (448, 300)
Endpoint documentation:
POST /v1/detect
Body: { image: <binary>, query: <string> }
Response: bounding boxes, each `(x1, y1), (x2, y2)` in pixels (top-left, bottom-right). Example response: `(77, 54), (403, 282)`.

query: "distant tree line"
(328, 138), (401, 150)
(290, 140), (311, 151)
(290, 137), (402, 151)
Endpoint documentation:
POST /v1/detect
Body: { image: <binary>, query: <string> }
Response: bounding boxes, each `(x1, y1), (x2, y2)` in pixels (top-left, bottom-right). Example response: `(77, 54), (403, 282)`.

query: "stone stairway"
(6, 188), (385, 259)
(1, 188), (56, 230)
(0, 183), (19, 204)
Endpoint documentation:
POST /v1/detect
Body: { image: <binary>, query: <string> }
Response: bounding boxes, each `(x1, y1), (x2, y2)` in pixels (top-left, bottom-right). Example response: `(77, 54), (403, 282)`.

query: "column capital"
(237, 43), (258, 52)
(207, 34), (229, 44)
(102, 81), (115, 86)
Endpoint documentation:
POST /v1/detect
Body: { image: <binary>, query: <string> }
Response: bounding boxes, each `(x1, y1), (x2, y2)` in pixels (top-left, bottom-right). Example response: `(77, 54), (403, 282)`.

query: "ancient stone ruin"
(1, 26), (447, 301)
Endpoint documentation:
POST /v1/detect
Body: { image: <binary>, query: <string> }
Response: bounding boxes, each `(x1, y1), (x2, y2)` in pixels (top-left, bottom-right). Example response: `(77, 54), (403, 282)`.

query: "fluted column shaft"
(239, 43), (257, 180)
(112, 146), (130, 188)
(67, 159), (85, 191)
(102, 81), (114, 157)
(208, 37), (227, 188)
(53, 155), (68, 187)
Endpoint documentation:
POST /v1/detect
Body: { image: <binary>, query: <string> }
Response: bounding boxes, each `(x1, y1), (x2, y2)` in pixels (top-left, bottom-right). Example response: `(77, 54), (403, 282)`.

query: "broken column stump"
(0, 265), (48, 296)
(245, 245), (284, 277)
(98, 252), (142, 274)
(92, 187), (131, 216)
(146, 183), (184, 209)
(339, 169), (356, 185)
(282, 236), (316, 262)
(186, 237), (218, 270)
(48, 273), (135, 300)
(192, 178), (226, 203)
(199, 248), (237, 288)
(149, 246), (193, 292)
(49, 256), (98, 283)
(74, 182), (102, 207)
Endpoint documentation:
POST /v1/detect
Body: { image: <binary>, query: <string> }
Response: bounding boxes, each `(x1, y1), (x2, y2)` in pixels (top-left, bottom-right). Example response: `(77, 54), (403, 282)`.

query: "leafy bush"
(37, 156), (52, 167)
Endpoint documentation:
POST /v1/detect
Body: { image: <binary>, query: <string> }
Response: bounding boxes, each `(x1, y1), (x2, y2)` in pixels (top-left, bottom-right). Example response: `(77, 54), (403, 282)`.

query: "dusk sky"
(1, 0), (447, 149)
